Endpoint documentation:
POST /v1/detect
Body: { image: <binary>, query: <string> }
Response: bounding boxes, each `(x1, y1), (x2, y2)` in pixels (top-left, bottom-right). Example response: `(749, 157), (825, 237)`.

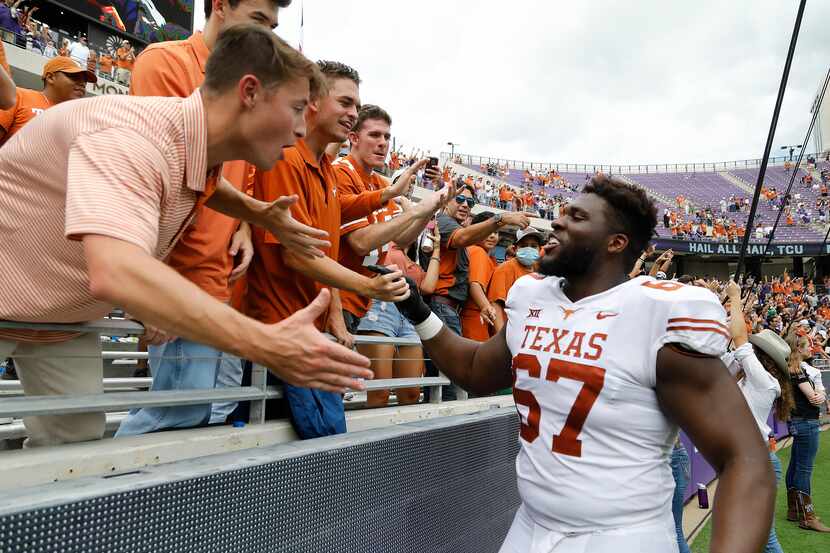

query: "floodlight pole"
(734, 0), (806, 282)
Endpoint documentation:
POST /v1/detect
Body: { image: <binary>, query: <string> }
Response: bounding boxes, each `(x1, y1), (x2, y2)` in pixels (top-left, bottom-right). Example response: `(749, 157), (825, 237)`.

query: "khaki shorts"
(0, 333), (104, 447)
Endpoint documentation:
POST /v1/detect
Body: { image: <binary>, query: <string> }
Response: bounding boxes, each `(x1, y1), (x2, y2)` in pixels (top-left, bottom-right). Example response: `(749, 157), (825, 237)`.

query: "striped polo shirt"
(0, 90), (216, 341)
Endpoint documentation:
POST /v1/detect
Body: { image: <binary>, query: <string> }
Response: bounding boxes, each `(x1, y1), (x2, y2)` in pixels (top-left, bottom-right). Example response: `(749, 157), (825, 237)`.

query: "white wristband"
(414, 312), (444, 341)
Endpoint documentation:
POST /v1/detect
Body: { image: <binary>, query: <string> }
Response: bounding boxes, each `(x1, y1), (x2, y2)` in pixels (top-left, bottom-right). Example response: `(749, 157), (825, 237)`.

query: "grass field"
(691, 428), (829, 553)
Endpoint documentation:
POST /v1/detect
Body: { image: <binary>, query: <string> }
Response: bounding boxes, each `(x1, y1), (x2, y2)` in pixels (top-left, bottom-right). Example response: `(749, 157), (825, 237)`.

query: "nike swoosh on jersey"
(596, 311), (619, 320)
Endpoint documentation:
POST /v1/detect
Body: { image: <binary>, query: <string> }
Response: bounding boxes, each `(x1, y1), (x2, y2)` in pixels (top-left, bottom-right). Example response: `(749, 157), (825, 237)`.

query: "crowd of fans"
(0, 0), (138, 85)
(444, 153), (830, 243)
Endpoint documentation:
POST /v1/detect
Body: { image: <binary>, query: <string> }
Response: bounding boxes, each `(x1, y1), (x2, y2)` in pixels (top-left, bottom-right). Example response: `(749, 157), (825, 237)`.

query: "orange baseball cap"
(41, 56), (97, 84)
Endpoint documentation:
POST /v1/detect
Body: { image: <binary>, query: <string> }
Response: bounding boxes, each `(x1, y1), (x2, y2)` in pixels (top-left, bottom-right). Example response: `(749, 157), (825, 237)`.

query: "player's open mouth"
(543, 237), (560, 255)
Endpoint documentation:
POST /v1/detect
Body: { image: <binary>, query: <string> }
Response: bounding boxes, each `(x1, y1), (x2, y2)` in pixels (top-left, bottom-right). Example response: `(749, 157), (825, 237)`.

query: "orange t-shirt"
(462, 245), (497, 341)
(245, 140), (383, 327)
(116, 46), (135, 70)
(488, 258), (532, 305)
(0, 88), (52, 146)
(334, 154), (401, 318)
(130, 31), (253, 303)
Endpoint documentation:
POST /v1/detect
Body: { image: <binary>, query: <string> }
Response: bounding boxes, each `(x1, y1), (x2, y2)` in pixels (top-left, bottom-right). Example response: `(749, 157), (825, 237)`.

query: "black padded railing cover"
(0, 409), (521, 553)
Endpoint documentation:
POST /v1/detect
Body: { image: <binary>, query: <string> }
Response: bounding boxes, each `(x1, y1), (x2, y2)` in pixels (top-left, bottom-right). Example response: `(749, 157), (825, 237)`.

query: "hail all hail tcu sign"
(651, 239), (830, 257)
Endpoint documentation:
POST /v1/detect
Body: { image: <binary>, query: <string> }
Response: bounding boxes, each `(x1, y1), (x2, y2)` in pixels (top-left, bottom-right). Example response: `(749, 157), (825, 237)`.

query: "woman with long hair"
(783, 331), (829, 532)
(723, 281), (794, 551)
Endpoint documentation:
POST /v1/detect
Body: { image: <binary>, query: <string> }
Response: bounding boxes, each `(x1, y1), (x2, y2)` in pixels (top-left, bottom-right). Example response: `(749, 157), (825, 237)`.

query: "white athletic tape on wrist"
(415, 312), (444, 341)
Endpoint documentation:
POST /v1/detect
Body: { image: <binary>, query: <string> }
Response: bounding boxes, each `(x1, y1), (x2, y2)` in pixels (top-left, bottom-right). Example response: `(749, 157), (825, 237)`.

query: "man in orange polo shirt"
(488, 228), (544, 332)
(246, 61), (410, 438)
(0, 56), (95, 146)
(334, 104), (449, 333)
(117, 0), (294, 437)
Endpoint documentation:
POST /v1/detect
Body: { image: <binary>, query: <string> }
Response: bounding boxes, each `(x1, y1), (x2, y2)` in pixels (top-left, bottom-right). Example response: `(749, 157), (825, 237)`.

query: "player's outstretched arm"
(383, 266), (513, 394)
(421, 326), (512, 394)
(655, 344), (775, 553)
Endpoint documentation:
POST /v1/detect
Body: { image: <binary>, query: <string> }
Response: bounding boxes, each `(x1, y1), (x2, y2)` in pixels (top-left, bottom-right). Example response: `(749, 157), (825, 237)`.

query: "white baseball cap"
(515, 228), (544, 243)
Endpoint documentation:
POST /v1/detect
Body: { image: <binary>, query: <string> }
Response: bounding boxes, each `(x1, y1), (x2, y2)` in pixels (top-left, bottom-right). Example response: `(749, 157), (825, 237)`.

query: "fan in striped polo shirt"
(0, 25), (372, 448)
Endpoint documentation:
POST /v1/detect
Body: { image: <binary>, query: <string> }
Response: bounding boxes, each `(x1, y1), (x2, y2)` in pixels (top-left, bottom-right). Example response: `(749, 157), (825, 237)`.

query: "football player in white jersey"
(390, 175), (775, 553)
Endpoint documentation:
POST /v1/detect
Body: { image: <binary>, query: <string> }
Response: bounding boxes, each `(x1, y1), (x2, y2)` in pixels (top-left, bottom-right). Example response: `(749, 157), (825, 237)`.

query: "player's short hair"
(583, 174), (657, 268)
(203, 25), (323, 99)
(205, 0), (291, 19)
(353, 104), (391, 133)
(316, 60), (361, 86)
(471, 211), (495, 225)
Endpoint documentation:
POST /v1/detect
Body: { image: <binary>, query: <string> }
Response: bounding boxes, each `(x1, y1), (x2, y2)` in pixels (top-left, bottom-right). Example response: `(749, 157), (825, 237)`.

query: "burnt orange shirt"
(245, 140), (383, 327)
(464, 245), (497, 314)
(460, 245), (495, 341)
(0, 88), (52, 145)
(130, 31), (252, 302)
(488, 258), (532, 305)
(334, 154), (401, 318)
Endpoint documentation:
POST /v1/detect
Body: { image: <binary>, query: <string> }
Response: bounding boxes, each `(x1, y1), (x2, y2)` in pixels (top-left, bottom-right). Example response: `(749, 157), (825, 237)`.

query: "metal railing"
(447, 151), (827, 176)
(0, 318), (451, 437)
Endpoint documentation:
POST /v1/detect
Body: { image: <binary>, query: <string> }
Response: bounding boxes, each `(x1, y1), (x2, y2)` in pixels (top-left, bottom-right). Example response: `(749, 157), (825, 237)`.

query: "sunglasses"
(455, 195), (475, 208)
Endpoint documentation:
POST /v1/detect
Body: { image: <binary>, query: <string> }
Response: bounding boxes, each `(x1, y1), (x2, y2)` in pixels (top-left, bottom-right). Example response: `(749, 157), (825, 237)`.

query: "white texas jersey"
(505, 274), (729, 533)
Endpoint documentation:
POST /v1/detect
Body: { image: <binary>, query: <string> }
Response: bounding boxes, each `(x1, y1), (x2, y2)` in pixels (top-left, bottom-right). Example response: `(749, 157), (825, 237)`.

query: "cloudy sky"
(194, 0), (828, 166)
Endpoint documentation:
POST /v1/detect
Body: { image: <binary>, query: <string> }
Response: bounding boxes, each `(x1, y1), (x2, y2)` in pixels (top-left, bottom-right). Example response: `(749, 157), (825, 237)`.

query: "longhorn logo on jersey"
(559, 306), (583, 320)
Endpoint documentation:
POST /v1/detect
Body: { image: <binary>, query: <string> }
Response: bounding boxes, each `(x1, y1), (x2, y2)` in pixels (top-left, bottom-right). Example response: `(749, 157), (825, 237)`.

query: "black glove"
(366, 265), (432, 325)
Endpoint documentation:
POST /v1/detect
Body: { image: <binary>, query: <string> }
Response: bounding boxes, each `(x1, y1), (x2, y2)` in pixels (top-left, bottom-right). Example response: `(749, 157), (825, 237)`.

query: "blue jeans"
(430, 300), (463, 335)
(427, 299), (463, 401)
(765, 451), (783, 553)
(670, 444), (691, 553)
(115, 338), (243, 437)
(282, 384), (346, 439)
(785, 418), (820, 495)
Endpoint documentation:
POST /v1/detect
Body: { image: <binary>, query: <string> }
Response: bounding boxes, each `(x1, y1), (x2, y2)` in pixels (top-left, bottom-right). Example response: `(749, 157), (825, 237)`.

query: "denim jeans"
(765, 451), (783, 553)
(785, 418), (820, 495)
(426, 299), (463, 401)
(670, 444), (691, 553)
(115, 338), (243, 437)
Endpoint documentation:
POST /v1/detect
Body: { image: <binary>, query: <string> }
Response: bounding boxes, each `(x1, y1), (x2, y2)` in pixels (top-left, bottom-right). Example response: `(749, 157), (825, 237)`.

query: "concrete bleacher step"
(616, 175), (691, 212)
(719, 171), (755, 195)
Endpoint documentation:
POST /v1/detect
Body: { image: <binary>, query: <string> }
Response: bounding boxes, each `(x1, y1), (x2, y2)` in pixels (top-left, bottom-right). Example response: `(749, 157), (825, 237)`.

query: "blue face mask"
(516, 247), (540, 267)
